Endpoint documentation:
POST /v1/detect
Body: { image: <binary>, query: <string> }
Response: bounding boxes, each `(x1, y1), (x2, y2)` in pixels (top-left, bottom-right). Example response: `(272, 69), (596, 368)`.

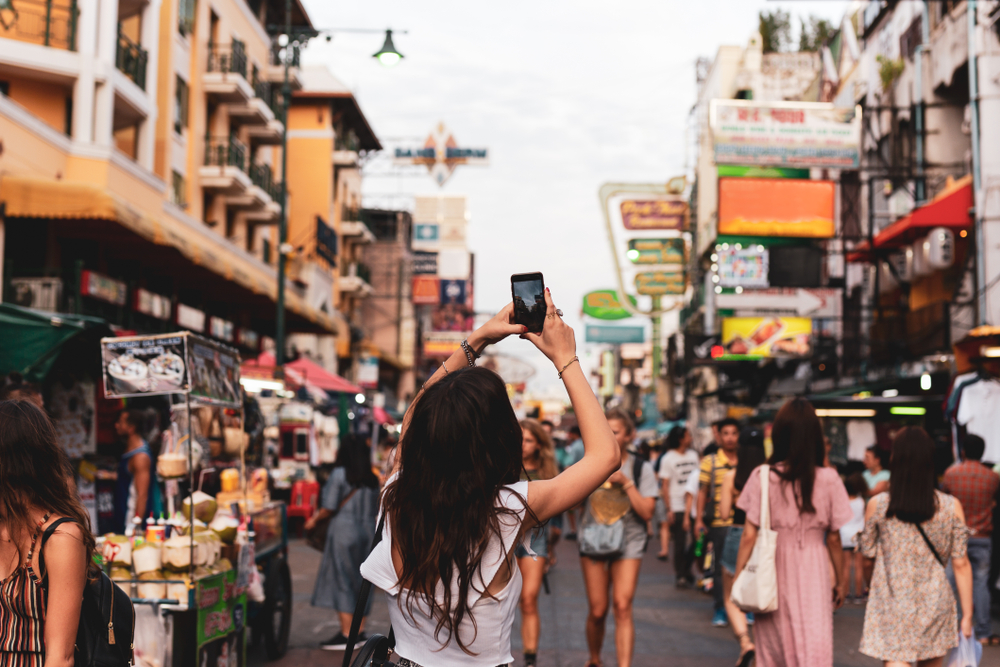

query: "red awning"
(373, 406), (395, 425)
(285, 357), (362, 394)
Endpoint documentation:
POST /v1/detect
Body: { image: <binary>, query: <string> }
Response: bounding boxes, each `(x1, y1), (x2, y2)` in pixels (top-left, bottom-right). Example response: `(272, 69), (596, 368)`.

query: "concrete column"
(136, 0), (162, 170)
(977, 6), (1000, 324)
(92, 0), (120, 148)
(71, 0), (99, 143)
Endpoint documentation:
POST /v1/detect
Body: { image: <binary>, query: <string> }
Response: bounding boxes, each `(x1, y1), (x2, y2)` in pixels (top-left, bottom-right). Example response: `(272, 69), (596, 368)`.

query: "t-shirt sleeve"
(320, 468), (346, 511)
(639, 461), (659, 497)
(658, 454), (673, 481)
(955, 383), (977, 426)
(698, 455), (712, 486)
(684, 467), (700, 496)
(736, 466), (761, 526)
(825, 470), (855, 532)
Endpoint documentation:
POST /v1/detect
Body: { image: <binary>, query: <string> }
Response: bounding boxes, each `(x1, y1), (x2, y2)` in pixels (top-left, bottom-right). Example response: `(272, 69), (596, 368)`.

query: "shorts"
(515, 524), (549, 559)
(721, 524), (743, 575)
(579, 514), (649, 561)
(653, 497), (668, 526)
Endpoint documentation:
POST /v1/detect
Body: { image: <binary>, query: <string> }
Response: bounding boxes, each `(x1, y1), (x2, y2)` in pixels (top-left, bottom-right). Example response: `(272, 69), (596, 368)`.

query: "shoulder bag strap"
(915, 522), (945, 567)
(342, 510), (392, 667)
(335, 487), (359, 515)
(758, 465), (770, 532)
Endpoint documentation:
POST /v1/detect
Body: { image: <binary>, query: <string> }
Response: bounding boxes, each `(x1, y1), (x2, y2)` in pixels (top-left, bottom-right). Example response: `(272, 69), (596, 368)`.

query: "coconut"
(167, 574), (190, 603)
(110, 567), (131, 582)
(193, 533), (219, 566)
(171, 514), (207, 536)
(137, 571), (167, 600)
(132, 541), (162, 575)
(102, 534), (132, 567)
(193, 566), (212, 580)
(209, 514), (240, 544)
(162, 536), (194, 572)
(181, 491), (217, 524)
(215, 557), (233, 573)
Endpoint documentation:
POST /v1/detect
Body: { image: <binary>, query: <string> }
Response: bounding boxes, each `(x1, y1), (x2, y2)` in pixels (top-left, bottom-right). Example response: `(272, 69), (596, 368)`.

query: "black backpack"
(41, 517), (135, 667)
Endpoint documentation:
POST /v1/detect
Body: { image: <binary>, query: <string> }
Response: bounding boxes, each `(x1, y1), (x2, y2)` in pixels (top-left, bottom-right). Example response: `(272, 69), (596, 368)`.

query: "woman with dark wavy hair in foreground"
(361, 290), (620, 667)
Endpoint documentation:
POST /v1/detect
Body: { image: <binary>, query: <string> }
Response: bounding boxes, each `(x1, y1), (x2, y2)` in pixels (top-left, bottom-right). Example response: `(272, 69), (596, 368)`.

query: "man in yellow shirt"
(695, 418), (740, 626)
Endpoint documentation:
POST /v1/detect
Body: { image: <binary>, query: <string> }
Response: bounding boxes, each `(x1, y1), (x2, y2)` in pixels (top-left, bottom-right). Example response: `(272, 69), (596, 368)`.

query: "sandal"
(979, 634), (1000, 646)
(735, 632), (755, 667)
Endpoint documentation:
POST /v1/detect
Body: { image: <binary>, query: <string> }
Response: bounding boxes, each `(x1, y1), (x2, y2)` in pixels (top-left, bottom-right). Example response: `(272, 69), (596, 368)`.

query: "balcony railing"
(341, 206), (360, 223)
(335, 131), (359, 152)
(0, 0), (79, 51)
(116, 30), (147, 90)
(249, 162), (281, 201)
(207, 40), (247, 78)
(342, 262), (372, 285)
(204, 135), (248, 171)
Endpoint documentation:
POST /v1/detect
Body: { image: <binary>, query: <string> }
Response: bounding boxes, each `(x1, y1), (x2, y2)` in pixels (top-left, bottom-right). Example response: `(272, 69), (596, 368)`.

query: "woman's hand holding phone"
(468, 302), (528, 353)
(523, 289), (576, 370)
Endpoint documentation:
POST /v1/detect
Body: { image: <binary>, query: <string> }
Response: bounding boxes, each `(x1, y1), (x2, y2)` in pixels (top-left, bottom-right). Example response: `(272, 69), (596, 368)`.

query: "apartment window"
(171, 171), (187, 207)
(178, 0), (196, 36)
(262, 238), (271, 264)
(64, 95), (72, 136)
(174, 76), (189, 134)
(0, 81), (9, 96)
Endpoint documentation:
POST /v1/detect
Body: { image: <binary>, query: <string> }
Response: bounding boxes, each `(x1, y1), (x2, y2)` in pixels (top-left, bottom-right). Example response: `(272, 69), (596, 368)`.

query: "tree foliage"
(799, 16), (836, 52)
(759, 9), (792, 53)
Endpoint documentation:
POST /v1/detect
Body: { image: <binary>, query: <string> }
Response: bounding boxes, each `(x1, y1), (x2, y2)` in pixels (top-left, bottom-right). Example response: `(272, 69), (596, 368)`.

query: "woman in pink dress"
(735, 398), (853, 667)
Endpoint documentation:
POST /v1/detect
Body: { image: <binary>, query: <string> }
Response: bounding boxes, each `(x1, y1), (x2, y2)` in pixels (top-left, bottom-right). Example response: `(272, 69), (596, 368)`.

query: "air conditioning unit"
(10, 278), (63, 312)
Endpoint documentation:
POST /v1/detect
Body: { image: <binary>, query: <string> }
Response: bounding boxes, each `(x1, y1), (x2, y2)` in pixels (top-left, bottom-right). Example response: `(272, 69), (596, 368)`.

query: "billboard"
(582, 290), (638, 320)
(620, 199), (688, 231)
(721, 317), (812, 358)
(627, 238), (685, 265)
(716, 245), (769, 288)
(718, 178), (835, 238)
(710, 100), (861, 168)
(412, 276), (440, 305)
(635, 271), (685, 296)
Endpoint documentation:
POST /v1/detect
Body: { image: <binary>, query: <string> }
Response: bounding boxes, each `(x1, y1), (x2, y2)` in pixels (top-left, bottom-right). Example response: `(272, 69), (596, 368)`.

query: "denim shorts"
(721, 525), (744, 575)
(515, 524), (549, 559)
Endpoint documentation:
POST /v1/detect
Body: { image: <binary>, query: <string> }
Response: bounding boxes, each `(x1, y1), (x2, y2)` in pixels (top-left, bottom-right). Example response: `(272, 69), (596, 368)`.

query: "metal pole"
(650, 295), (661, 386)
(275, 0), (291, 365)
(968, 0), (987, 325)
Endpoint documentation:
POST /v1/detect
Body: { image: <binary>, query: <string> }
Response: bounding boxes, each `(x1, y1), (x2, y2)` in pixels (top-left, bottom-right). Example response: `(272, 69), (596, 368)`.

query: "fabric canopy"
(285, 357), (362, 394)
(0, 303), (108, 381)
(373, 406), (395, 425)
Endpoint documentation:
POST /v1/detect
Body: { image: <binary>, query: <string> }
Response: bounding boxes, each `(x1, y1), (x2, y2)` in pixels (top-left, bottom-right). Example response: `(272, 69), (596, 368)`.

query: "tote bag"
(730, 464), (778, 613)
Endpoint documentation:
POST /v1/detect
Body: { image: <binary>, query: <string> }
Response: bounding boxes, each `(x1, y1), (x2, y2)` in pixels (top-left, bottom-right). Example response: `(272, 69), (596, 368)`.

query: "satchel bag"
(42, 518), (136, 667)
(730, 465), (779, 614)
(306, 487), (358, 552)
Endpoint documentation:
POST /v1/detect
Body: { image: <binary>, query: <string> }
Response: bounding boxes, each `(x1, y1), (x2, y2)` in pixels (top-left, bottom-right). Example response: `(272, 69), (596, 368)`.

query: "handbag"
(579, 452), (645, 558)
(730, 465), (778, 613)
(42, 518), (136, 667)
(306, 487), (358, 552)
(342, 512), (397, 667)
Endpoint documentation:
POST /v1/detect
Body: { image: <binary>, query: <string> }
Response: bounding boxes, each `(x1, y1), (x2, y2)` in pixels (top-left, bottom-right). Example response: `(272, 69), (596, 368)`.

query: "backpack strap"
(342, 511), (391, 667)
(38, 517), (77, 584)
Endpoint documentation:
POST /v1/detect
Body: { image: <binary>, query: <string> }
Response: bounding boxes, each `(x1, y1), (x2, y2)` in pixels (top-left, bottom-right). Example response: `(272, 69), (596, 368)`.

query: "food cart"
(99, 332), (291, 667)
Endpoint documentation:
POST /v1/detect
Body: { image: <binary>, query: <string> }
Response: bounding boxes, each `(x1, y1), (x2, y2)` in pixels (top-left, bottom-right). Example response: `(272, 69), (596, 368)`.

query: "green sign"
(585, 325), (645, 344)
(626, 238), (685, 265)
(582, 290), (638, 320)
(635, 271), (686, 296)
(196, 569), (247, 649)
(717, 165), (810, 179)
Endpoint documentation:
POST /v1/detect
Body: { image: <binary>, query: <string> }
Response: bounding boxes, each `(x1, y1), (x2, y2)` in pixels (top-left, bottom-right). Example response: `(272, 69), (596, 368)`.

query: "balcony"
(231, 162), (281, 221)
(199, 135), (251, 195)
(230, 68), (277, 128)
(332, 131), (360, 166)
(339, 261), (373, 297)
(0, 0), (79, 51)
(203, 41), (252, 103)
(340, 210), (374, 244)
(116, 30), (147, 90)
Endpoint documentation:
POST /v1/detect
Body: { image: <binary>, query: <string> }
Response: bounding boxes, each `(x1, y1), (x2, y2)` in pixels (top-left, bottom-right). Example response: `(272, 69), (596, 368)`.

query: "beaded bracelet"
(460, 339), (477, 367)
(557, 356), (580, 379)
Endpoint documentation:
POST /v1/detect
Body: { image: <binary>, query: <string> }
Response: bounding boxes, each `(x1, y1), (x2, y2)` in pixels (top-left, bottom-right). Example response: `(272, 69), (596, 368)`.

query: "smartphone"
(511, 272), (546, 333)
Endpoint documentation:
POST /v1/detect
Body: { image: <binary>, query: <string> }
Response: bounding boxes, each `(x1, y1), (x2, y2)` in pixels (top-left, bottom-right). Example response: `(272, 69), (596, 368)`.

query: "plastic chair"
(286, 481), (320, 535)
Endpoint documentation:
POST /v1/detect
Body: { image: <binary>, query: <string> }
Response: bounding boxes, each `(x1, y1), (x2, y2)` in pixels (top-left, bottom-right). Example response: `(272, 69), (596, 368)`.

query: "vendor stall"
(98, 332), (291, 667)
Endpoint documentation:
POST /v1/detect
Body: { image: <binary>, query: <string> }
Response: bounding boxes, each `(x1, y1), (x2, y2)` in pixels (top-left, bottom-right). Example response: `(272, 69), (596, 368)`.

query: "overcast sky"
(300, 0), (850, 394)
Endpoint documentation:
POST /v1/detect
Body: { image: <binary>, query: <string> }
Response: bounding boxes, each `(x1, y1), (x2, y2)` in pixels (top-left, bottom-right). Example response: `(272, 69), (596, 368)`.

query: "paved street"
(245, 533), (957, 667)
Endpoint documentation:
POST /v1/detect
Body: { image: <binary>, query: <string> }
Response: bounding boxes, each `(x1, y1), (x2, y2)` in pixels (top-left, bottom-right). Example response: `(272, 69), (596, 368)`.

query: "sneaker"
(712, 608), (728, 627)
(852, 594), (867, 605)
(745, 612), (754, 626)
(565, 532), (577, 541)
(320, 633), (349, 651)
(524, 652), (537, 666)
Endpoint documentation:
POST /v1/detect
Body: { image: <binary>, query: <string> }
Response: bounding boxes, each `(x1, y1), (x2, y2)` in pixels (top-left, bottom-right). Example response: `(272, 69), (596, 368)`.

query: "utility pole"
(275, 0), (291, 366)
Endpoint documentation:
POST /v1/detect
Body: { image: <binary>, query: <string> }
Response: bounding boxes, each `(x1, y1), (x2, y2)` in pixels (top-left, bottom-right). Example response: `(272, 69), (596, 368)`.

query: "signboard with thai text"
(80, 270), (127, 306)
(582, 290), (638, 320)
(585, 325), (645, 344)
(620, 199), (688, 231)
(412, 252), (438, 275)
(721, 317), (812, 358)
(635, 271), (686, 296)
(627, 238), (686, 265)
(412, 276), (440, 305)
(196, 569), (247, 649)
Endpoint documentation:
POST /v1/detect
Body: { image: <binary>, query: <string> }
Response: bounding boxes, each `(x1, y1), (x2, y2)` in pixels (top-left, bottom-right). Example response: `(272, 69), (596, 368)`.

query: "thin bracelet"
(557, 356), (579, 379)
(463, 338), (482, 359)
(623, 480), (635, 491)
(460, 339), (476, 367)
(442, 360), (449, 374)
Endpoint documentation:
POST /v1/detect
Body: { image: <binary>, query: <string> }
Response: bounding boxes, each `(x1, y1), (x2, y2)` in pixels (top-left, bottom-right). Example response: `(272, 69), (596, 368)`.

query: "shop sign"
(620, 199), (688, 231)
(585, 325), (645, 344)
(635, 271), (685, 296)
(101, 334), (188, 398)
(316, 216), (338, 265)
(412, 276), (440, 305)
(627, 238), (685, 265)
(721, 317), (812, 358)
(196, 569), (247, 649)
(134, 288), (171, 320)
(423, 331), (464, 357)
(440, 279), (467, 305)
(236, 328), (259, 351)
(718, 178), (835, 238)
(209, 316), (234, 342)
(599, 350), (615, 397)
(187, 336), (241, 407)
(357, 354), (379, 389)
(710, 100), (861, 168)
(717, 165), (811, 179)
(80, 270), (127, 306)
(412, 252), (438, 275)
(717, 246), (769, 288)
(716, 288), (840, 318)
(412, 223), (440, 251)
(176, 303), (206, 332)
(685, 333), (723, 365)
(582, 290), (638, 320)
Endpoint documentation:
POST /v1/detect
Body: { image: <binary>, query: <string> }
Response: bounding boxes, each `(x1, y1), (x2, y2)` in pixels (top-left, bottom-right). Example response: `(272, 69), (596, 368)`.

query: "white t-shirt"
(956, 380), (1000, 463)
(845, 419), (877, 462)
(683, 463), (701, 518)
(658, 449), (700, 513)
(839, 496), (865, 548)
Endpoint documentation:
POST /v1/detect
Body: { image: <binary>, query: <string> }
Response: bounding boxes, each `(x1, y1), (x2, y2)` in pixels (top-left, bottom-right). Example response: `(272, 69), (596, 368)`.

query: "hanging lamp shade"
(373, 29), (403, 67)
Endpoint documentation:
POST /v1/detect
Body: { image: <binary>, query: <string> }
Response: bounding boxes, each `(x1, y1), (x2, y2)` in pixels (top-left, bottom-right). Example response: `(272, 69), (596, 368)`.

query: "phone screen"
(511, 272), (546, 333)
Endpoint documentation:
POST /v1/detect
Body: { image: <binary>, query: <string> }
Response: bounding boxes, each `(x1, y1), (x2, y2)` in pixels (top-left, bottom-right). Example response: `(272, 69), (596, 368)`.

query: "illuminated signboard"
(620, 199), (688, 231)
(627, 238), (686, 265)
(721, 317), (812, 358)
(716, 245), (769, 288)
(635, 271), (686, 296)
(718, 178), (835, 238)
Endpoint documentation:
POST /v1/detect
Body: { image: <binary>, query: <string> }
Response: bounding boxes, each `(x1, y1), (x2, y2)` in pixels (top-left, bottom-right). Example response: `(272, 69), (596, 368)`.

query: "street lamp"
(373, 29), (404, 67)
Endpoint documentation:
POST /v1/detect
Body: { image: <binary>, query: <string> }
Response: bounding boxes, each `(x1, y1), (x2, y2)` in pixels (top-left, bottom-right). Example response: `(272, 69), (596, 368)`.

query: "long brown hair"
(0, 400), (96, 572)
(887, 427), (937, 523)
(768, 398), (825, 514)
(519, 418), (558, 480)
(383, 367), (535, 654)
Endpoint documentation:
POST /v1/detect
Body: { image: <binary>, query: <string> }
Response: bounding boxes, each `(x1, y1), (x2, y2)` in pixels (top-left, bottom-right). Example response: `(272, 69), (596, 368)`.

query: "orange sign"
(718, 178), (835, 238)
(620, 199), (688, 230)
(412, 276), (440, 304)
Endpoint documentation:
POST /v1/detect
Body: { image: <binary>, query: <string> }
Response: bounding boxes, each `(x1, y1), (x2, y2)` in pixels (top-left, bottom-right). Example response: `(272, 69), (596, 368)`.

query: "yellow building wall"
(287, 102), (332, 265)
(153, 0), (177, 181)
(5, 77), (70, 134)
(0, 116), (69, 179)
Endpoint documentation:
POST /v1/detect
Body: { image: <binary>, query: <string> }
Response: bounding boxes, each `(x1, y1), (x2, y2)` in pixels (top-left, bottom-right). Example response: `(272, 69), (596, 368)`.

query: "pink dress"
(736, 466), (853, 667)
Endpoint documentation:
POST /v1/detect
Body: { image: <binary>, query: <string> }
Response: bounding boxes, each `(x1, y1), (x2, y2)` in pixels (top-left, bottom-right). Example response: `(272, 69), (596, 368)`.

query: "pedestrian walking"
(0, 399), (94, 667)
(840, 473), (868, 603)
(112, 409), (154, 534)
(695, 417), (740, 627)
(359, 294), (621, 667)
(517, 418), (559, 667)
(658, 425), (699, 581)
(719, 428), (767, 667)
(941, 433), (998, 645)
(859, 426), (974, 664)
(307, 434), (381, 651)
(734, 398), (853, 667)
(863, 445), (890, 497)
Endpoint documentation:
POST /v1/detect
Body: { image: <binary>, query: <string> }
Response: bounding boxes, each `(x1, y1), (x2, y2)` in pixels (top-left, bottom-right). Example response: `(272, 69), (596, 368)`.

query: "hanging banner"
(357, 354), (379, 389)
(635, 271), (686, 296)
(187, 335), (242, 407)
(439, 279), (467, 305)
(710, 100), (861, 168)
(718, 178), (835, 238)
(721, 317), (812, 358)
(412, 276), (440, 305)
(582, 290), (638, 320)
(620, 199), (688, 231)
(101, 334), (187, 398)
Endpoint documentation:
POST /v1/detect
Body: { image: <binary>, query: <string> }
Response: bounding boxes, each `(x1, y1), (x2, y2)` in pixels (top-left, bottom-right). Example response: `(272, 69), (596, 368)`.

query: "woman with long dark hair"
(733, 398), (852, 667)
(859, 427), (973, 666)
(307, 434), (381, 650)
(360, 292), (620, 667)
(516, 418), (558, 667)
(0, 399), (94, 667)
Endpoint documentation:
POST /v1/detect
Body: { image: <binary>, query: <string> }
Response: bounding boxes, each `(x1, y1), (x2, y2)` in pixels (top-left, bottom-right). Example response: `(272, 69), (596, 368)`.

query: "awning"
(285, 357), (362, 394)
(849, 176), (973, 260)
(373, 406), (395, 425)
(0, 303), (110, 381)
(0, 175), (336, 333)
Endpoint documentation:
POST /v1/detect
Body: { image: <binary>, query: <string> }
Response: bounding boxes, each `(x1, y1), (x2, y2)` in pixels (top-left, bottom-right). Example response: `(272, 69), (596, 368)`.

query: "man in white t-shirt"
(659, 426), (700, 586)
